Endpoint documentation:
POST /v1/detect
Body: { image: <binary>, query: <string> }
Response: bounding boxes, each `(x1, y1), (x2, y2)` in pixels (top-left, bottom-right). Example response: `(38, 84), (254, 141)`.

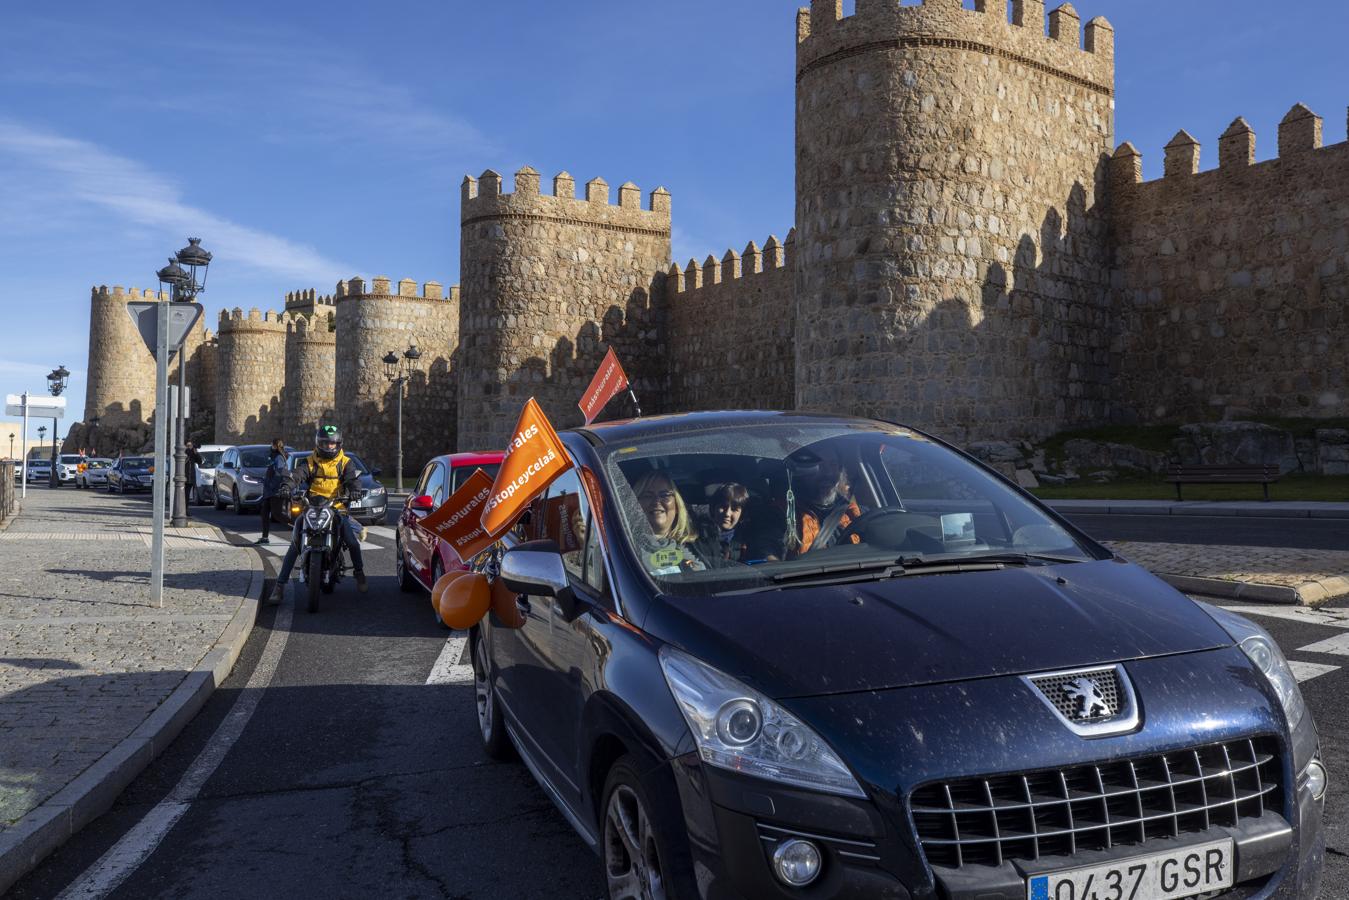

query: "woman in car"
(630, 470), (706, 576)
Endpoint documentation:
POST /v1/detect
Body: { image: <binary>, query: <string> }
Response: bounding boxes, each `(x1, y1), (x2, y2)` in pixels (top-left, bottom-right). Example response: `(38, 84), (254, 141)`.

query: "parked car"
(214, 445), (292, 514)
(25, 458), (52, 483)
(471, 411), (1326, 900)
(191, 444), (229, 505)
(283, 451), (389, 526)
(76, 458), (112, 489)
(396, 452), (502, 594)
(106, 456), (153, 493)
(56, 454), (84, 485)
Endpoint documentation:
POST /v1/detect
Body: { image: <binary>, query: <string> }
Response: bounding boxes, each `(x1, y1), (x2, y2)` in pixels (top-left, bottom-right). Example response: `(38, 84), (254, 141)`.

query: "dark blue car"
(472, 412), (1326, 900)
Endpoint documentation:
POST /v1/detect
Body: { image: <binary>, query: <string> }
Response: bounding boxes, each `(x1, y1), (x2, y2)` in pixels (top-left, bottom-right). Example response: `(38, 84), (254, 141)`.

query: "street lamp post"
(157, 238), (211, 528)
(8, 433), (13, 460)
(37, 425), (47, 457)
(382, 343), (422, 493)
(46, 365), (69, 488)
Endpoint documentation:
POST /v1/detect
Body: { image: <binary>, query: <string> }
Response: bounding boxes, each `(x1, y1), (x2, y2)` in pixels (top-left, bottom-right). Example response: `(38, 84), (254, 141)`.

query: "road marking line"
(426, 634), (473, 685)
(1219, 605), (1349, 629)
(56, 594), (295, 900)
(366, 525), (396, 541)
(1295, 632), (1349, 656)
(1289, 660), (1340, 683)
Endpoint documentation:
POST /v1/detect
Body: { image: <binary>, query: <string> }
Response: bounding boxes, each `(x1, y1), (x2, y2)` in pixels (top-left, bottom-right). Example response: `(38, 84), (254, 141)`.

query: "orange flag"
(480, 398), (574, 536)
(578, 347), (630, 425)
(418, 468), (498, 565)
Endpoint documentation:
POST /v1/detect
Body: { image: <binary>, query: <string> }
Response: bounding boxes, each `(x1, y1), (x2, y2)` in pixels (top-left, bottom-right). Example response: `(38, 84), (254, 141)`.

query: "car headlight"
(1201, 603), (1307, 731)
(659, 646), (866, 798)
(241, 474), (260, 484)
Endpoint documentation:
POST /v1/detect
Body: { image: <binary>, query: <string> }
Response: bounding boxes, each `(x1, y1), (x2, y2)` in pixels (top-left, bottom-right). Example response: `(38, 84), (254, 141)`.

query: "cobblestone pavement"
(0, 489), (254, 828)
(1108, 541), (1349, 605)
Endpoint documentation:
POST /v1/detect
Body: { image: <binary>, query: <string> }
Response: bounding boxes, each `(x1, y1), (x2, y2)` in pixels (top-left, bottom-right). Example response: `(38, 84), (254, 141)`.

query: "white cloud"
(0, 119), (355, 284)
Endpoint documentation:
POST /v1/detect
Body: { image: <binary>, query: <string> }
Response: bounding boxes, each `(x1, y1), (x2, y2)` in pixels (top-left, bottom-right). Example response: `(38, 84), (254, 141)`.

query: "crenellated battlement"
(1109, 103), (1348, 192)
(669, 230), (796, 295)
(797, 0), (1113, 95)
(93, 285), (170, 302)
(461, 167), (672, 231)
(284, 288), (336, 310)
(217, 307), (288, 333)
(332, 276), (456, 302)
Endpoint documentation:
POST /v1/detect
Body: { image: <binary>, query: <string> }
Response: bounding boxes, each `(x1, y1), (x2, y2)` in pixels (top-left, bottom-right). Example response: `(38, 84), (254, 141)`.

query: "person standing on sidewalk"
(257, 438), (287, 545)
(184, 442), (201, 511)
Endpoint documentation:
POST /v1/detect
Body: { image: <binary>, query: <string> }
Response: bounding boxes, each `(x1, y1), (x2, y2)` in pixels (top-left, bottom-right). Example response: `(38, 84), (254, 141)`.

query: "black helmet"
(315, 424), (342, 460)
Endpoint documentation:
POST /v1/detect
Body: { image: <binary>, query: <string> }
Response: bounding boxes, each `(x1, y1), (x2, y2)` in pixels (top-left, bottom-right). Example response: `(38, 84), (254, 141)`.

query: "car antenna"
(628, 388), (642, 418)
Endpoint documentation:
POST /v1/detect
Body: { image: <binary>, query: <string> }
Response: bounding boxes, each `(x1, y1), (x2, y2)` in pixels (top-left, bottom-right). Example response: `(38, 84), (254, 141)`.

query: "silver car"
(76, 458), (112, 488)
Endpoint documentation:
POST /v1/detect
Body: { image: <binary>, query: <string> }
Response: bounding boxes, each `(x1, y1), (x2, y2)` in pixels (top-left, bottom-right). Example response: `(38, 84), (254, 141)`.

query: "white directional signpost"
(5, 394), (65, 499)
(127, 300), (203, 606)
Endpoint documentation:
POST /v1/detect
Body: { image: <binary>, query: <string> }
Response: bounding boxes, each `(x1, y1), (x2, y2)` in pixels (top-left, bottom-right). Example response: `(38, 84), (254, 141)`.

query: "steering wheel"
(836, 507), (913, 547)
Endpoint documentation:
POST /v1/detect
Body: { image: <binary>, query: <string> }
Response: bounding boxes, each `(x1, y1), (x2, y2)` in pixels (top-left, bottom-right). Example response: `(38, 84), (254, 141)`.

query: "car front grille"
(911, 738), (1280, 869)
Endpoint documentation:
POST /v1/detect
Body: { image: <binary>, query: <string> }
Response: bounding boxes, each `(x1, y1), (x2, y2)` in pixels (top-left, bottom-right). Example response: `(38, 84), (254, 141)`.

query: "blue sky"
(1, 0), (1345, 445)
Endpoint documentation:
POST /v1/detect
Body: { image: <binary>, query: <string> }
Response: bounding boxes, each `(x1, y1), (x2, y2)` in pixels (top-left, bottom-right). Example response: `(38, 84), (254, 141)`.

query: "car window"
(198, 451), (222, 468)
(239, 449), (271, 467)
(538, 467), (603, 594)
(424, 463), (448, 506)
(451, 463), (500, 494)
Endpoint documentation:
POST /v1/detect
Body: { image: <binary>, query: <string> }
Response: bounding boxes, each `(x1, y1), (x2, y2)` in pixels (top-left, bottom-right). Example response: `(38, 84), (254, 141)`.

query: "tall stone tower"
(458, 168), (672, 450)
(333, 276), (458, 476)
(794, 0), (1116, 442)
(215, 308), (288, 443)
(84, 286), (164, 428)
(283, 313), (336, 447)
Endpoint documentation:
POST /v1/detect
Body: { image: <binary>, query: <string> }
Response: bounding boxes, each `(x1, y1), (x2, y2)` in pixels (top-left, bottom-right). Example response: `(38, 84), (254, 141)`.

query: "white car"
(76, 457), (113, 488)
(57, 454), (84, 485)
(192, 444), (229, 505)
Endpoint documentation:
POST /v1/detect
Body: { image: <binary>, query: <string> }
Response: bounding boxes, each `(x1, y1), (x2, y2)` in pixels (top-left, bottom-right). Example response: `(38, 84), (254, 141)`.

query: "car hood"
(643, 560), (1232, 699)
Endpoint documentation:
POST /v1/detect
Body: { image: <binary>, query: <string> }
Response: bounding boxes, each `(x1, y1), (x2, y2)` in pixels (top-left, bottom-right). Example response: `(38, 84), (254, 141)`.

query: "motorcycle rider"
(270, 424), (367, 603)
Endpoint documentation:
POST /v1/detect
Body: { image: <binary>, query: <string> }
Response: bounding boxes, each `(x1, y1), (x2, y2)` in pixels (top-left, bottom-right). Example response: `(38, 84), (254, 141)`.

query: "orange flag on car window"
(480, 397), (574, 536)
(578, 347), (629, 425)
(417, 468), (498, 565)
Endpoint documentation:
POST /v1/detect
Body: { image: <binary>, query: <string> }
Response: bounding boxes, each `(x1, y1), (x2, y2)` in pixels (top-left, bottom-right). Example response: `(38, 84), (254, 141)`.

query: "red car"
(396, 452), (503, 595)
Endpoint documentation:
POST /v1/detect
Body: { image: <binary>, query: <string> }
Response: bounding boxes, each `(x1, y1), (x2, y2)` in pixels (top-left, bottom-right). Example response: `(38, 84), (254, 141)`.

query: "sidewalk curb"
(1155, 572), (1348, 607)
(0, 524), (266, 894)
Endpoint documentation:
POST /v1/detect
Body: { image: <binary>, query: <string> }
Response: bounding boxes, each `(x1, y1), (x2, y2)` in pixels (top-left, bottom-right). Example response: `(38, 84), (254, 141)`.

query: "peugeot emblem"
(1063, 677), (1111, 720)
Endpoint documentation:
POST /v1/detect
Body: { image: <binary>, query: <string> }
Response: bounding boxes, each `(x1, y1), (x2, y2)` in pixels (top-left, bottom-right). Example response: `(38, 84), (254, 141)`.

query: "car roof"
(574, 410), (890, 446)
(429, 451), (504, 467)
(197, 445), (230, 452)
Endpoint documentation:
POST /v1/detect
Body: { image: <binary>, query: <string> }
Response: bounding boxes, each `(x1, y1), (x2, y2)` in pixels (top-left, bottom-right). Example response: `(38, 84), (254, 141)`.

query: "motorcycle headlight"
(1201, 603), (1307, 731)
(305, 507), (333, 530)
(659, 646), (866, 798)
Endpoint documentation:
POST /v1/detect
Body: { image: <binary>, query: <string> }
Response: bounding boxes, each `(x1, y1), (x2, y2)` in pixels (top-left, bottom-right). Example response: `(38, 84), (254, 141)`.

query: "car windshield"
(123, 458), (151, 468)
(601, 421), (1098, 598)
(60, 455), (83, 464)
(239, 449), (272, 467)
(198, 451), (222, 468)
(88, 460), (110, 469)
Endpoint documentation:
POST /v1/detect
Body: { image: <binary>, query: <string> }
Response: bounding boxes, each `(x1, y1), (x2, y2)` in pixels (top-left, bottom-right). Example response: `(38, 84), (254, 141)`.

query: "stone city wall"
(667, 233), (796, 412)
(214, 308), (288, 443)
(1109, 105), (1349, 422)
(458, 167), (672, 449)
(334, 277), (458, 476)
(84, 287), (165, 429)
(283, 313), (336, 447)
(794, 0), (1117, 444)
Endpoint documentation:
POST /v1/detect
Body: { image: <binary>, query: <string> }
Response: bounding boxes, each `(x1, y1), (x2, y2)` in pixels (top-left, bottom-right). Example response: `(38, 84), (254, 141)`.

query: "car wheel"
(601, 755), (696, 900)
(214, 487), (226, 511)
(431, 560), (449, 629)
(117, 480), (125, 495)
(233, 489), (244, 515)
(472, 630), (514, 761)
(395, 535), (418, 593)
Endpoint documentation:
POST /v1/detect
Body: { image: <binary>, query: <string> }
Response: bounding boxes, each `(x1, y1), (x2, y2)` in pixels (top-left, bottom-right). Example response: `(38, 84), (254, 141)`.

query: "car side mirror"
(501, 540), (577, 619)
(371, 467), (382, 477)
(410, 494), (435, 512)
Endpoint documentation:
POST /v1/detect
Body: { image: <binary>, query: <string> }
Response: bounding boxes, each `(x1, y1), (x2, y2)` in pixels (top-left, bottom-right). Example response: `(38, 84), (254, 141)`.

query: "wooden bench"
(1164, 464), (1281, 501)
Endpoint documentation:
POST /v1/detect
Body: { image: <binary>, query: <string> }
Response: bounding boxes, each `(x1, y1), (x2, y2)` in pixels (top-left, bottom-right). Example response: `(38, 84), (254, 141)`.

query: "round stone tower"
(333, 276), (458, 477)
(794, 0), (1116, 442)
(284, 312), (337, 447)
(215, 308), (288, 443)
(84, 286), (163, 428)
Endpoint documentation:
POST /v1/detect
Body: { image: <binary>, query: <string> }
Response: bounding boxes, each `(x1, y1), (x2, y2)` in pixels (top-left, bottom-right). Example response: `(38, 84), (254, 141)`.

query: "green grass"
(1031, 475), (1349, 502)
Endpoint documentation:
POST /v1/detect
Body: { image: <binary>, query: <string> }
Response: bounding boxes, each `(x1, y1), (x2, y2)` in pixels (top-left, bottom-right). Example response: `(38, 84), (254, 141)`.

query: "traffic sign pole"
(150, 300), (170, 606)
(20, 393), (28, 500)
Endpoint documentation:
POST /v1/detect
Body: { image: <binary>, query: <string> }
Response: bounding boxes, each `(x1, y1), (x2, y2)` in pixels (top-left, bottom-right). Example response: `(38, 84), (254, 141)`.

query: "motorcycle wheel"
(305, 552), (322, 614)
(321, 551), (337, 595)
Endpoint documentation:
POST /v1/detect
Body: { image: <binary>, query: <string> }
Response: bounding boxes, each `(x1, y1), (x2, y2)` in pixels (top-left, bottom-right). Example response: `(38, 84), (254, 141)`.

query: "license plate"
(1027, 839), (1234, 900)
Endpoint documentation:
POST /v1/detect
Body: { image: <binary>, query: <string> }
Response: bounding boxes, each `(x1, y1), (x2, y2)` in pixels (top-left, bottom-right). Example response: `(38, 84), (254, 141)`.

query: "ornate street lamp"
(382, 343), (421, 493)
(46, 366), (68, 487)
(157, 238), (211, 527)
(8, 432), (14, 460)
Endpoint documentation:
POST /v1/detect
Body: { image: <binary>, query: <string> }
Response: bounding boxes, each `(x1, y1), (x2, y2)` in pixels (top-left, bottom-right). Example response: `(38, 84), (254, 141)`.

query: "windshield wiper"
(901, 551), (1085, 570)
(769, 559), (907, 585)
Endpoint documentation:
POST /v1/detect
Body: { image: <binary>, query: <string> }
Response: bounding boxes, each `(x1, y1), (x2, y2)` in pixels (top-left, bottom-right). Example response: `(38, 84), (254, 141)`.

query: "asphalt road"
(1063, 511), (1349, 550)
(9, 493), (1349, 899)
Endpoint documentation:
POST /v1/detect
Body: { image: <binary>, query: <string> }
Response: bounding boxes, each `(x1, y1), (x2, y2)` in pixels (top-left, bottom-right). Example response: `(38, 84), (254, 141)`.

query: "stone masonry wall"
(794, 0), (1116, 444)
(84, 287), (164, 428)
(283, 313), (336, 447)
(214, 308), (288, 443)
(1109, 106), (1349, 422)
(458, 168), (672, 449)
(334, 277), (458, 477)
(668, 234), (796, 412)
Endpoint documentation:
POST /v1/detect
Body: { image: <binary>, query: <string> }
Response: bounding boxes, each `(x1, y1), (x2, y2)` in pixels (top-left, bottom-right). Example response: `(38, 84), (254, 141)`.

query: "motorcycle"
(292, 491), (348, 613)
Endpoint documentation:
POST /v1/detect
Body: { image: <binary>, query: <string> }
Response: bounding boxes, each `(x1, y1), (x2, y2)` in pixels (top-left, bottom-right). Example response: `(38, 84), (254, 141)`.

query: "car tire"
(471, 629), (515, 761)
(395, 535), (418, 593)
(600, 755), (697, 900)
(431, 560), (450, 629)
(233, 489), (244, 516)
(214, 487), (226, 511)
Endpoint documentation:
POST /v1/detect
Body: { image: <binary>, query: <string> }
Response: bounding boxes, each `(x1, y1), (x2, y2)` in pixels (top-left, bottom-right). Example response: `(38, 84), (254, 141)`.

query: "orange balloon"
(431, 569), (471, 613)
(490, 576), (526, 630)
(439, 572), (492, 630)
